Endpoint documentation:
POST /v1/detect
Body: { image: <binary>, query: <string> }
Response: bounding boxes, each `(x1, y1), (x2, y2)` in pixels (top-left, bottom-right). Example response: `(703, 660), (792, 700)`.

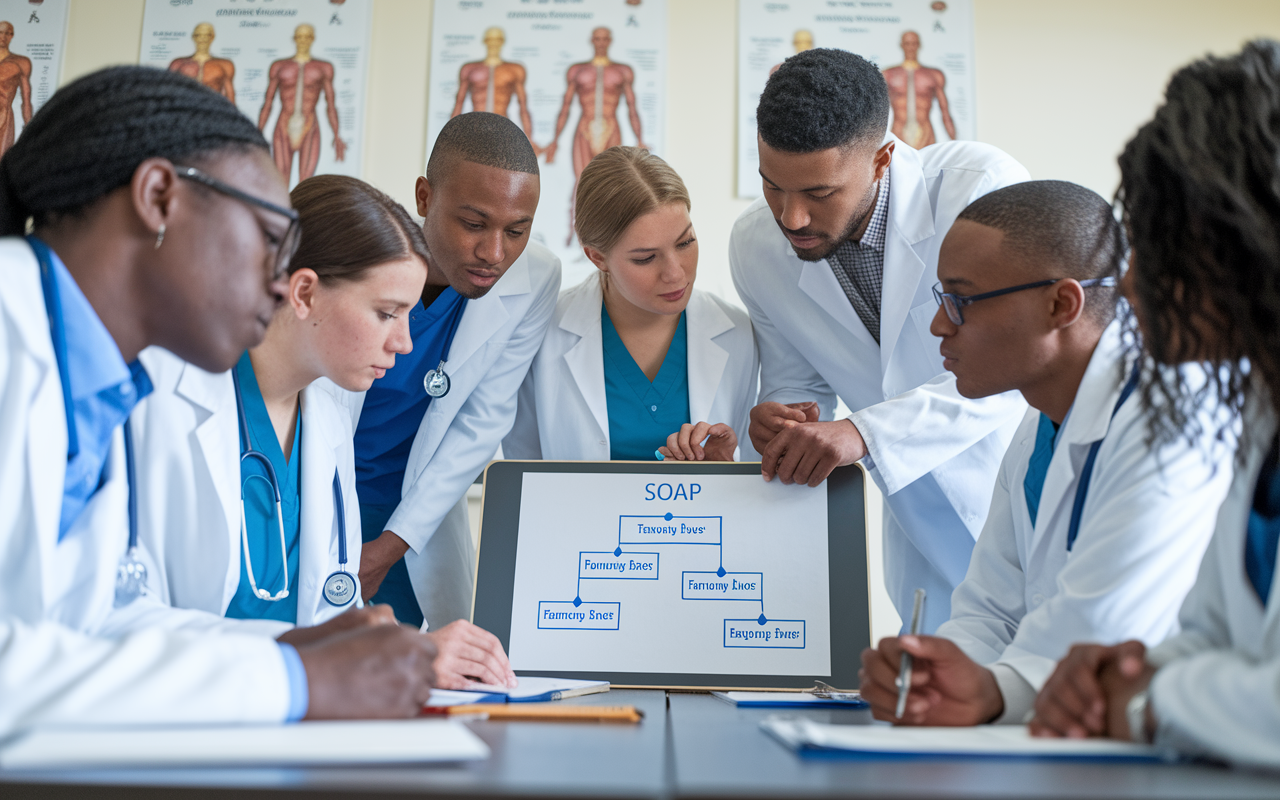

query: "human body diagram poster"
(140, 0), (371, 187)
(508, 473), (832, 676)
(427, 0), (667, 286)
(0, 0), (67, 161)
(737, 0), (975, 198)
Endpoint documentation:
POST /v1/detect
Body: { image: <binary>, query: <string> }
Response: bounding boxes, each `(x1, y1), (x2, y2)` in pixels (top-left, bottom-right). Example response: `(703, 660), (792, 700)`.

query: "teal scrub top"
(601, 305), (691, 461)
(1023, 412), (1059, 528)
(226, 352), (302, 623)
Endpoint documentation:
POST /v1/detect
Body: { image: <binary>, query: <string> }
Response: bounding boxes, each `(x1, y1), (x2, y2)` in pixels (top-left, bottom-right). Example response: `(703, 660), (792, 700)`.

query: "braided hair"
(1119, 39), (1280, 451)
(0, 65), (267, 236)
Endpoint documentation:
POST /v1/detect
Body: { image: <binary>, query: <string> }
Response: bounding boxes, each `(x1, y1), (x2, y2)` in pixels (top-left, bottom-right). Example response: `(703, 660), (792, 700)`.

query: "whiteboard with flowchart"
(472, 462), (869, 690)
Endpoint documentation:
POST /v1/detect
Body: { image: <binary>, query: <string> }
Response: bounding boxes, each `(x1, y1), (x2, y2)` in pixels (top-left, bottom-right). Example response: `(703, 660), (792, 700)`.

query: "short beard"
(787, 180), (880, 262)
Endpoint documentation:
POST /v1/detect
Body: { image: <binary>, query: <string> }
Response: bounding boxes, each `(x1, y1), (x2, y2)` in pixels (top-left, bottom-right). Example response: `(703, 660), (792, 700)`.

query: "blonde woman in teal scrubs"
(505, 146), (759, 463)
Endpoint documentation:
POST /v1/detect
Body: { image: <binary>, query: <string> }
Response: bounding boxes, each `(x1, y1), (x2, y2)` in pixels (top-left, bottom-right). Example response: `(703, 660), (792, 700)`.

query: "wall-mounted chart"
(0, 0), (67, 160)
(427, 0), (667, 288)
(140, 0), (372, 187)
(737, 0), (975, 198)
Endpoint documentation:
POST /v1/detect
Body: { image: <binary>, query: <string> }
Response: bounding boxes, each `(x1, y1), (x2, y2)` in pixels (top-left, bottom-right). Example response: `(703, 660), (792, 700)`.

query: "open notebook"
(762, 717), (1174, 762)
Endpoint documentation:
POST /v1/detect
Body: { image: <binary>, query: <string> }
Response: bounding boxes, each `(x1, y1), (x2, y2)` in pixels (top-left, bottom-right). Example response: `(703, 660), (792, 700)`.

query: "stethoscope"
(231, 368), (357, 607)
(1065, 361), (1142, 551)
(30, 236), (149, 608)
(422, 296), (469, 399)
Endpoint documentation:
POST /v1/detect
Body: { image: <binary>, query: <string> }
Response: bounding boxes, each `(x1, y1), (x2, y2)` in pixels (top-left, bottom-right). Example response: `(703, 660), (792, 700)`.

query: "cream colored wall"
(60, 0), (1280, 644)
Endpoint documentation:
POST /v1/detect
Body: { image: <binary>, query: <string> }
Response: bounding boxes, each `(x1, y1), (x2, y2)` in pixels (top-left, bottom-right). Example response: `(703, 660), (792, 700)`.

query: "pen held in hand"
(895, 588), (926, 720)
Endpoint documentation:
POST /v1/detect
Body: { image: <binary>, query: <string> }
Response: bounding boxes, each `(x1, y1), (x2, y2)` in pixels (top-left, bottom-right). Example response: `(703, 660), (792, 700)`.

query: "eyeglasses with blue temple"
(932, 277), (1117, 326)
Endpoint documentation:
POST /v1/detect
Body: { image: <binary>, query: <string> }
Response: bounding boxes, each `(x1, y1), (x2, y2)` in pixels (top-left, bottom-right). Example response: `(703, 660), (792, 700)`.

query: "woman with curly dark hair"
(1031, 40), (1280, 769)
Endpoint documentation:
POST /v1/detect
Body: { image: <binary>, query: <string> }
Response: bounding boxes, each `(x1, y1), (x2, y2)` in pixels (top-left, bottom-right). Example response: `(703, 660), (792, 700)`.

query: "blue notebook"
(431, 677), (609, 705)
(761, 717), (1174, 762)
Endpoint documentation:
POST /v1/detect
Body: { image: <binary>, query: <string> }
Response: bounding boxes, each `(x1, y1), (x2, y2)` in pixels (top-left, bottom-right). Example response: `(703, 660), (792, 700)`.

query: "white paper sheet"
(459, 676), (609, 701)
(0, 719), (489, 769)
(762, 717), (1173, 761)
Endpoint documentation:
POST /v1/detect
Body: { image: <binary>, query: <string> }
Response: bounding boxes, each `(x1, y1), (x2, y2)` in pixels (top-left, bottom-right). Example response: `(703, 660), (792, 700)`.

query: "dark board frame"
(471, 461), (870, 691)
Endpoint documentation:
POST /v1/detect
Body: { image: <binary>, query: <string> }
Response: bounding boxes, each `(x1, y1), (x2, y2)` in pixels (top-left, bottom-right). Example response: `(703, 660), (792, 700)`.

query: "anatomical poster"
(0, 0), (67, 160)
(140, 0), (371, 187)
(427, 0), (667, 287)
(737, 0), (975, 198)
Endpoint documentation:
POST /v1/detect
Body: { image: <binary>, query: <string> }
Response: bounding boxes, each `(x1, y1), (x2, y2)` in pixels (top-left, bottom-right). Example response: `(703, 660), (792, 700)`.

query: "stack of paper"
(713, 691), (867, 709)
(761, 717), (1174, 762)
(0, 719), (489, 770)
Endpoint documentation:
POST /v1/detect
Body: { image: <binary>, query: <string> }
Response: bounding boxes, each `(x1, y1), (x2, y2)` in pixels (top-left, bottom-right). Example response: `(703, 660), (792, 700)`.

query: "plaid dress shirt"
(826, 171), (890, 344)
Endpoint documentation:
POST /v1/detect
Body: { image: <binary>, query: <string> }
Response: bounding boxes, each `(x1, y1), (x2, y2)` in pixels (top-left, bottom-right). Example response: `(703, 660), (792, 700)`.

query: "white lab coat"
(936, 324), (1234, 722)
(1145, 402), (1280, 769)
(729, 139), (1030, 631)
(0, 237), (291, 734)
(119, 347), (363, 635)
(336, 242), (561, 630)
(502, 275), (760, 461)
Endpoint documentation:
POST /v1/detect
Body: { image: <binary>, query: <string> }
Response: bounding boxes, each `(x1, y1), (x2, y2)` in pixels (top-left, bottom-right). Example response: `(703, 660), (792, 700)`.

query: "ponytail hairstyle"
(0, 65), (267, 236)
(1118, 39), (1280, 452)
(575, 146), (690, 256)
(287, 175), (429, 282)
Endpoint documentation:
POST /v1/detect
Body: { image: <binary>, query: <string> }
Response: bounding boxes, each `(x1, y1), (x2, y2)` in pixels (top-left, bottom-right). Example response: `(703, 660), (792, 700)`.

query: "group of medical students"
(1, 33), (1279, 770)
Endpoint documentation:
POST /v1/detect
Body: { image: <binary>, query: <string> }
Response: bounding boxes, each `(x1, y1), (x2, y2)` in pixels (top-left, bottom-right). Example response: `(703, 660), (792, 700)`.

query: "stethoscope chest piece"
(423, 359), (451, 398)
(323, 570), (357, 607)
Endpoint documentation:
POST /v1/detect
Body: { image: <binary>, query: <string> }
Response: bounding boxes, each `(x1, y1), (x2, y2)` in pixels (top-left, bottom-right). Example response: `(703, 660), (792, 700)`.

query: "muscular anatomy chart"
(508, 473), (831, 677)
(427, 0), (667, 287)
(0, 1), (67, 159)
(737, 0), (974, 198)
(141, 0), (371, 187)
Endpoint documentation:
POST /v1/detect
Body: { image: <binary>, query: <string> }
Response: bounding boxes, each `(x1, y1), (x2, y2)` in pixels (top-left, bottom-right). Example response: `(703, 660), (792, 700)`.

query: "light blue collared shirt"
(33, 237), (153, 541)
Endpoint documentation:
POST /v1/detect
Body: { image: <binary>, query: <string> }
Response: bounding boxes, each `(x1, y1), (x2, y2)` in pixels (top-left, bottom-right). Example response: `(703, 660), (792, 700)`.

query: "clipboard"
(471, 461), (870, 691)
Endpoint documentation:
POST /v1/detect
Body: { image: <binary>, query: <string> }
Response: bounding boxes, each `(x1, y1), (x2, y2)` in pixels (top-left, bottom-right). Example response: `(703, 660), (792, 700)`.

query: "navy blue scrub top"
(355, 287), (468, 507)
(225, 352), (302, 623)
(602, 305), (691, 461)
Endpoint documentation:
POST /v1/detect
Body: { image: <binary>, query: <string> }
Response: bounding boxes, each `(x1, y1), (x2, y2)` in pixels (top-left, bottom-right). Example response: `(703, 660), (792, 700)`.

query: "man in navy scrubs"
(353, 112), (560, 630)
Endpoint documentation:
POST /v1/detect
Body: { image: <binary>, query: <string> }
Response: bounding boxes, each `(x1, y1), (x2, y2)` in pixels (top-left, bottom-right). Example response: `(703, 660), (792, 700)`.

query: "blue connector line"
(557, 512), (786, 630)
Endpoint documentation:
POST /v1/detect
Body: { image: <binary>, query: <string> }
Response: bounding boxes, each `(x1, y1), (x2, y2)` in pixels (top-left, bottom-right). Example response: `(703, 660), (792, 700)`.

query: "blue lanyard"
(30, 237), (80, 461)
(1066, 362), (1142, 551)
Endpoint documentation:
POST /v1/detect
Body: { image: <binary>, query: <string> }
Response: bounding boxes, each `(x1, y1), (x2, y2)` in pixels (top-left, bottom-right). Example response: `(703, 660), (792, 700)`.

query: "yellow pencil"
(422, 704), (643, 723)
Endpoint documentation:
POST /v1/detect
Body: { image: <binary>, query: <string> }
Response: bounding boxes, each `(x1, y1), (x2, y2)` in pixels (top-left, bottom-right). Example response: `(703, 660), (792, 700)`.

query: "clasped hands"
(749, 401), (867, 486)
(859, 634), (1156, 741)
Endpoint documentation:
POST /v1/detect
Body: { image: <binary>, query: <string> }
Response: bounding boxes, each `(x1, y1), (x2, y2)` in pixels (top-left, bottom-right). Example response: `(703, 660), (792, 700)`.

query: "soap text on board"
(644, 482), (701, 501)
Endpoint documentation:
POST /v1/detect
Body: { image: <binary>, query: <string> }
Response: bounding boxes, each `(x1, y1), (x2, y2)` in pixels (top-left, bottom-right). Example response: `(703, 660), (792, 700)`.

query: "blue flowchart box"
(723, 619), (805, 649)
(682, 571), (763, 600)
(538, 601), (621, 630)
(578, 551), (659, 580)
(619, 515), (722, 545)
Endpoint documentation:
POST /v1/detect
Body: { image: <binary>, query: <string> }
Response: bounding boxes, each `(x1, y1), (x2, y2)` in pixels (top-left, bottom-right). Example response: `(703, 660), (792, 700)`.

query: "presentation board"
(473, 462), (869, 690)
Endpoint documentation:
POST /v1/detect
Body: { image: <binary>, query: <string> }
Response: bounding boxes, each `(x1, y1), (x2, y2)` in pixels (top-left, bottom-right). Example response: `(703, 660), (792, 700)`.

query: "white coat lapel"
(9, 248), (64, 606)
(879, 144), (934, 373)
(173, 363), (241, 608)
(797, 255), (878, 349)
(296, 384), (341, 624)
(1028, 326), (1125, 549)
(560, 278), (609, 442)
(685, 290), (732, 424)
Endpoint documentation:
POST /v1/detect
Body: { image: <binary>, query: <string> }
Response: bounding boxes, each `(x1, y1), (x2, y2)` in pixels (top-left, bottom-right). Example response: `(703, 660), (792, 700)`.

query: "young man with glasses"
(857, 181), (1233, 727)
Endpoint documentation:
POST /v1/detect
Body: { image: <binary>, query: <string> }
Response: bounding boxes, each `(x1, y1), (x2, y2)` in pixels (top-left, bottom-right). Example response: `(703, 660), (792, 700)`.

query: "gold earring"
(154, 224), (165, 250)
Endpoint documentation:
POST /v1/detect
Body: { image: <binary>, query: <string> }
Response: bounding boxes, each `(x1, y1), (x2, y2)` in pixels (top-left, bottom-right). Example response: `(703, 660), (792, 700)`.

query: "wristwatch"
(1125, 689), (1152, 744)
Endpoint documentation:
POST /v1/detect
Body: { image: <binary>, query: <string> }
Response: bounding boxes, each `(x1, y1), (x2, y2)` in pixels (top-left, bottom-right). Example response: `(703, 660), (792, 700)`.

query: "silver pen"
(895, 588), (926, 719)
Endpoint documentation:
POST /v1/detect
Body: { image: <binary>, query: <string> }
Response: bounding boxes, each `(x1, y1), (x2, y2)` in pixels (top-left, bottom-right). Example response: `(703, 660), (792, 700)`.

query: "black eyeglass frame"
(174, 165), (301, 279)
(932, 277), (1117, 325)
